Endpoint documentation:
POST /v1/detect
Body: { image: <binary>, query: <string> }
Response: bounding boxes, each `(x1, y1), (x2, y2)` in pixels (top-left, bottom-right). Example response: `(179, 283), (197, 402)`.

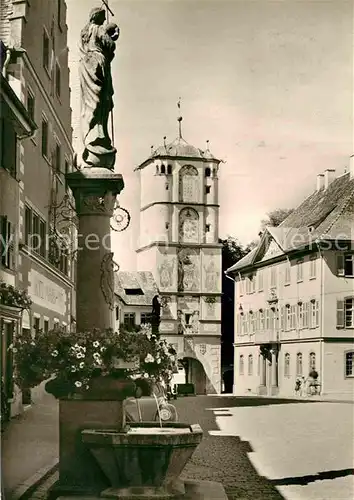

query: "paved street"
(3, 394), (353, 500)
(176, 396), (354, 500)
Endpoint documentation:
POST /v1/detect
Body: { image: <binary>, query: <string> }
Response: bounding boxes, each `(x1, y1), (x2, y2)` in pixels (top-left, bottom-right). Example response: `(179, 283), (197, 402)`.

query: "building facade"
(135, 132), (222, 394)
(0, 0), (75, 414)
(114, 271), (158, 331)
(227, 165), (354, 399)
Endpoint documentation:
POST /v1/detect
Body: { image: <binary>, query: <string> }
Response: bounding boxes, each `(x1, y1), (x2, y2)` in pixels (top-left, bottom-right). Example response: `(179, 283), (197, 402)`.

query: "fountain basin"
(81, 422), (203, 498)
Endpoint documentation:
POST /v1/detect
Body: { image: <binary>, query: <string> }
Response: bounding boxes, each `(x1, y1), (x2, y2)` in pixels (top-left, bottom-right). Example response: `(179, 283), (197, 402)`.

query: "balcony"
(254, 329), (279, 344)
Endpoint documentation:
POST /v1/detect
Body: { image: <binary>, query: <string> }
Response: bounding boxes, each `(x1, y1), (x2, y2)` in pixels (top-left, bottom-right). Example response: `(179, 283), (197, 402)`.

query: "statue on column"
(151, 295), (161, 336)
(78, 7), (119, 169)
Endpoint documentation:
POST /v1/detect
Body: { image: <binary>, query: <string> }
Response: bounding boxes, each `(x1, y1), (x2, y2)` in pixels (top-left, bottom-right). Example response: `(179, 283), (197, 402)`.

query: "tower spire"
(177, 97), (183, 139)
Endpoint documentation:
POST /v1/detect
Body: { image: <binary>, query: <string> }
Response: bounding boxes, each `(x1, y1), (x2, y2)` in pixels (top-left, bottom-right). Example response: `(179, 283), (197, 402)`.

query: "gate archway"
(181, 357), (207, 395)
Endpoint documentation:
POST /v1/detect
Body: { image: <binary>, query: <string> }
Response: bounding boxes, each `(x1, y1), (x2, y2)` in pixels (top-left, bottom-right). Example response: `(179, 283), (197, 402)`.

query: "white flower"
(79, 362), (85, 368)
(143, 372), (149, 378)
(8, 343), (13, 350)
(93, 352), (101, 359)
(74, 381), (82, 388)
(31, 341), (36, 346)
(76, 353), (84, 359)
(100, 346), (106, 353)
(51, 350), (59, 357)
(12, 348), (18, 353)
(156, 357), (161, 364)
(71, 366), (77, 372)
(93, 341), (100, 348)
(144, 354), (155, 363)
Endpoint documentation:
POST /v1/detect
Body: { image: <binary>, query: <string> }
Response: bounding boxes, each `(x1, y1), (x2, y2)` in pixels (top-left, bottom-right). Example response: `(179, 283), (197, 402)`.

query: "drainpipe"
(315, 240), (325, 395)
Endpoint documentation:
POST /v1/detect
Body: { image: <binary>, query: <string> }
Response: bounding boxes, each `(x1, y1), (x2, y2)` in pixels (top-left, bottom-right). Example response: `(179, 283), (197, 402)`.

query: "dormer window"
(205, 167), (211, 177)
(167, 164), (172, 175)
(161, 165), (166, 174)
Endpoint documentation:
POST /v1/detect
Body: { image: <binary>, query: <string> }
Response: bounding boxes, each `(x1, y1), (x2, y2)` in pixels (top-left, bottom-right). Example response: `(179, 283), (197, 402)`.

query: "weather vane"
(177, 97), (183, 139)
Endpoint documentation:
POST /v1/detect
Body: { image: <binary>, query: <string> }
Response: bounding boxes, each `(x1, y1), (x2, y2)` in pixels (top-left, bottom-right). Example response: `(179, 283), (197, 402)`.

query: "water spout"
(153, 393), (163, 428)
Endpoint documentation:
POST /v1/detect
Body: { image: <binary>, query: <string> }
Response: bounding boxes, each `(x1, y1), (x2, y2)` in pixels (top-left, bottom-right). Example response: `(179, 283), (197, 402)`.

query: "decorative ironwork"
(49, 192), (78, 235)
(110, 201), (131, 232)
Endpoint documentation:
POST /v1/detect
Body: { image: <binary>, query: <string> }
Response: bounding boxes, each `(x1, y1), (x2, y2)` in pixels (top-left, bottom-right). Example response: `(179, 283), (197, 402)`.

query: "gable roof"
(115, 271), (159, 306)
(226, 171), (354, 274)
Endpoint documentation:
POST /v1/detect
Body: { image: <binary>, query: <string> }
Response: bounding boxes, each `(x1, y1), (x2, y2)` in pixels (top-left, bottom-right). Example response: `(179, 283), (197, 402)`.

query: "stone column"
(260, 354), (266, 386)
(271, 348), (278, 389)
(67, 167), (124, 332)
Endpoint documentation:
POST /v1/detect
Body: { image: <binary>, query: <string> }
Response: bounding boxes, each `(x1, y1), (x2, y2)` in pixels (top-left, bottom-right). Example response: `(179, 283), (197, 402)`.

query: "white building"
(114, 271), (158, 331)
(226, 164), (354, 399)
(135, 126), (222, 394)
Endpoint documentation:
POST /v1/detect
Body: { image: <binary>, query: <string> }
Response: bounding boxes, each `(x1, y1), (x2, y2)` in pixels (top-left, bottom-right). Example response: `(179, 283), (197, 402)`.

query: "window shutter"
(337, 255), (345, 276)
(336, 299), (345, 328)
(0, 215), (6, 263)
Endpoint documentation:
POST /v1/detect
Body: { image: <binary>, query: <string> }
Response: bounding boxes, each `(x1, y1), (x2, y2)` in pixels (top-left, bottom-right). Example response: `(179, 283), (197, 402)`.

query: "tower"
(136, 120), (222, 394)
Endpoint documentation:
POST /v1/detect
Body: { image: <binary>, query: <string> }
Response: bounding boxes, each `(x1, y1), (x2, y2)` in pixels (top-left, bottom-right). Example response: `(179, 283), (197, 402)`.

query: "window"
(0, 118), (17, 177)
(303, 302), (309, 328)
(297, 303), (304, 329)
(165, 222), (169, 230)
(345, 351), (354, 377)
(258, 269), (264, 291)
(43, 29), (50, 70)
(297, 259), (304, 282)
(284, 353), (290, 377)
(34, 316), (41, 333)
(41, 118), (48, 157)
(43, 319), (49, 333)
(205, 167), (211, 177)
(285, 305), (291, 331)
(270, 266), (277, 288)
(280, 306), (285, 330)
(265, 309), (271, 330)
(259, 310), (265, 330)
(337, 298), (354, 328)
(167, 164), (172, 175)
(239, 278), (244, 296)
(27, 90), (35, 122)
(284, 262), (291, 285)
(39, 220), (46, 257)
(205, 224), (210, 232)
(141, 313), (152, 324)
(55, 62), (61, 97)
(123, 313), (136, 329)
(248, 354), (253, 375)
(309, 300), (319, 328)
(54, 143), (61, 175)
(296, 352), (303, 376)
(205, 185), (211, 194)
(239, 355), (244, 375)
(290, 305), (296, 330)
(0, 216), (14, 269)
(160, 164), (166, 174)
(337, 254), (354, 277)
(309, 352), (316, 371)
(125, 288), (143, 295)
(115, 307), (119, 322)
(309, 255), (317, 279)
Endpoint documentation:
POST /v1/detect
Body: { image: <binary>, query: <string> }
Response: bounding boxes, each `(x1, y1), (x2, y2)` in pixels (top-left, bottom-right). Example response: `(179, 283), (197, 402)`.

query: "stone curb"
(10, 459), (59, 500)
(208, 394), (354, 404)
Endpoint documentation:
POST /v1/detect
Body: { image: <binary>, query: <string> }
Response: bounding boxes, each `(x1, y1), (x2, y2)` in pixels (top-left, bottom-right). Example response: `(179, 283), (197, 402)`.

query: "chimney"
(316, 174), (324, 191)
(324, 169), (336, 189)
(350, 155), (354, 179)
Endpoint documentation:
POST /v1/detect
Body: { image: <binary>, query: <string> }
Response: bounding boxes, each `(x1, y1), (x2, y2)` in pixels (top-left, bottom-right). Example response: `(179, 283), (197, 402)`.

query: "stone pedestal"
(66, 167), (124, 331)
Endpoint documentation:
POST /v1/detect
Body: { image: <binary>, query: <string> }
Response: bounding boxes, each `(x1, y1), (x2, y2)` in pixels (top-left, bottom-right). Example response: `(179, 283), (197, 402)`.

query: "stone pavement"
(1, 382), (59, 499)
(209, 399), (354, 500)
(3, 394), (353, 500)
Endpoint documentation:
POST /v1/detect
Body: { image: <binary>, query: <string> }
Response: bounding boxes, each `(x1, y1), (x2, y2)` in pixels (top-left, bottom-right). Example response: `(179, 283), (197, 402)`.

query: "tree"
(261, 208), (294, 229)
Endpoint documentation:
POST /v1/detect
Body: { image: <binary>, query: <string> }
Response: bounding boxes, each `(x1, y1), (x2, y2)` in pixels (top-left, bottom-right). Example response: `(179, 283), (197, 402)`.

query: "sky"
(66, 0), (353, 271)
